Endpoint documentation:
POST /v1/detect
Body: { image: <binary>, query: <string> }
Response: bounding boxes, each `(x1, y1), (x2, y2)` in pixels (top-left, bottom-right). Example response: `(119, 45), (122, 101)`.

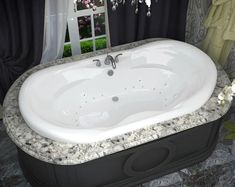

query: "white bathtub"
(19, 40), (217, 143)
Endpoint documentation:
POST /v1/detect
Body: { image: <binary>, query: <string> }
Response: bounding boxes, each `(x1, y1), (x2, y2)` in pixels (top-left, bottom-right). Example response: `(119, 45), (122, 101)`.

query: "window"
(63, 0), (110, 57)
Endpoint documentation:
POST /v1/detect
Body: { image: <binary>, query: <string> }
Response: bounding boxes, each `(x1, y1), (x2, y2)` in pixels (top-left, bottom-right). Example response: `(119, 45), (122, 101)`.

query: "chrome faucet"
(104, 55), (116, 69)
(104, 53), (123, 69)
(93, 53), (122, 69)
(93, 59), (101, 67)
(114, 54), (122, 63)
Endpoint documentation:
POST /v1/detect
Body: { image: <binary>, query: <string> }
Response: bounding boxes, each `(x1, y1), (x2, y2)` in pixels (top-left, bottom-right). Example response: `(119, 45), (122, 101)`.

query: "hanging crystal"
(146, 7), (150, 16)
(145, 0), (151, 16)
(110, 0), (157, 16)
(135, 2), (139, 14)
(74, 0), (158, 16)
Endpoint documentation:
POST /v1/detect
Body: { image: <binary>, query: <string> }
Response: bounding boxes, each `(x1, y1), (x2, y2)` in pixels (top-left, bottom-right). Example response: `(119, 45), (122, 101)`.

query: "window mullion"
(104, 0), (111, 48)
(64, 1), (108, 57)
(91, 13), (96, 52)
(67, 0), (81, 55)
(68, 18), (82, 55)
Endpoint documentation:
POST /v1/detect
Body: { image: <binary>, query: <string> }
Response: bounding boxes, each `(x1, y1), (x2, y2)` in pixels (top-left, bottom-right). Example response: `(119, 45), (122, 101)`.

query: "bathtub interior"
(44, 68), (185, 129)
(22, 41), (215, 130)
(19, 41), (217, 143)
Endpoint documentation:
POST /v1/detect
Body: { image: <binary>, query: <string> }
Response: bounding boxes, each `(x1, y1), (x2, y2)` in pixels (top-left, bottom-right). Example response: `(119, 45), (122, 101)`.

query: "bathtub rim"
(2, 38), (232, 165)
(18, 40), (217, 144)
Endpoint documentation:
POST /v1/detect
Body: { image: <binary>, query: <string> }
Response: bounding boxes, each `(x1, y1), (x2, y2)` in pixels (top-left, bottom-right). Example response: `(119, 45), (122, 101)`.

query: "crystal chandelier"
(74, 0), (159, 16)
(110, 0), (159, 16)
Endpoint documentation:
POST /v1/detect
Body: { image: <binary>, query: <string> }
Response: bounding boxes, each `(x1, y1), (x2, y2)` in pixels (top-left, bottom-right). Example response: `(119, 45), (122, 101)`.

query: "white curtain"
(41, 0), (69, 63)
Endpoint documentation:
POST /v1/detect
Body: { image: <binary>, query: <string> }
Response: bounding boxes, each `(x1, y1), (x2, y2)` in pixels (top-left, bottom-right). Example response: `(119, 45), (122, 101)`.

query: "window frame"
(66, 0), (110, 56)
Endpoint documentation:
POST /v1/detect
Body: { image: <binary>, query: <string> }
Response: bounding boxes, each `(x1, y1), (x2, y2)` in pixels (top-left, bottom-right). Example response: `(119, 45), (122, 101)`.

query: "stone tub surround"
(3, 39), (232, 165)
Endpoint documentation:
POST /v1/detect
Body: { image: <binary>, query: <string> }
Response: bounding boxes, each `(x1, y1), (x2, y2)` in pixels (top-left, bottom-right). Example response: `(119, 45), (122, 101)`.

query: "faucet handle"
(93, 59), (101, 67)
(114, 53), (123, 63)
(104, 55), (111, 65)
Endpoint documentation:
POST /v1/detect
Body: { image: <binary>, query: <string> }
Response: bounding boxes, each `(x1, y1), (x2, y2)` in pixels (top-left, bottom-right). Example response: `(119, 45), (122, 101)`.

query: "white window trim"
(67, 1), (110, 55)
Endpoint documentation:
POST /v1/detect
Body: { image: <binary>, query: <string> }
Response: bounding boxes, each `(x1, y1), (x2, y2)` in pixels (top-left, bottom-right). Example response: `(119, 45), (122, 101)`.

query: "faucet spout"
(105, 55), (116, 69)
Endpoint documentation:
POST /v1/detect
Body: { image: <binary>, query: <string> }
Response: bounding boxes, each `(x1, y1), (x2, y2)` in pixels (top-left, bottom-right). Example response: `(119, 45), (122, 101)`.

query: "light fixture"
(110, 0), (159, 16)
(74, 0), (159, 16)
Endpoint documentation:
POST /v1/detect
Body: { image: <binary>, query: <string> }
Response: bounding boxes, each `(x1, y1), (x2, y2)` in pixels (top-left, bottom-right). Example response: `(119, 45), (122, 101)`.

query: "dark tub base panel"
(18, 119), (222, 187)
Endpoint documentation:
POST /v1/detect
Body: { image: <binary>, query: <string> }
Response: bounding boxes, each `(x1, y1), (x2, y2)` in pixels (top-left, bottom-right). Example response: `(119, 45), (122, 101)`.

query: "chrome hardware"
(93, 59), (101, 67)
(105, 55), (116, 69)
(114, 53), (123, 63)
(93, 54), (123, 69)
(104, 55), (112, 65)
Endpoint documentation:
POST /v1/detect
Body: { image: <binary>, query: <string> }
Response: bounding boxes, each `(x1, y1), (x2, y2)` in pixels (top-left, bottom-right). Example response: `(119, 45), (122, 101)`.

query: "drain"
(107, 70), (114, 76)
(112, 96), (119, 102)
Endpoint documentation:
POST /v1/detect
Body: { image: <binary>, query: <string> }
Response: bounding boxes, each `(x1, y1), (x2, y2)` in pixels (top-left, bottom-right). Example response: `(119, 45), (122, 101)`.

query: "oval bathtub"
(19, 40), (217, 143)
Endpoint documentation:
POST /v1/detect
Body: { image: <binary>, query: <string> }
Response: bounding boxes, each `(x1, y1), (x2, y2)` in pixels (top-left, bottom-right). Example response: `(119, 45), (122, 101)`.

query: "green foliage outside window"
(63, 37), (107, 57)
(81, 38), (107, 54)
(96, 37), (107, 50)
(80, 40), (93, 53)
(63, 44), (72, 58)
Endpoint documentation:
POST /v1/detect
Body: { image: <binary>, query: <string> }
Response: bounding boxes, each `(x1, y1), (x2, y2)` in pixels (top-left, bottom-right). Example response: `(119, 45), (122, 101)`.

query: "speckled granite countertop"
(3, 39), (232, 165)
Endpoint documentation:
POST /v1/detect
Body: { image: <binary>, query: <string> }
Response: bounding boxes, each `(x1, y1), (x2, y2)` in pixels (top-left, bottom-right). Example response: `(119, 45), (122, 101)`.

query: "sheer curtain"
(41, 0), (69, 63)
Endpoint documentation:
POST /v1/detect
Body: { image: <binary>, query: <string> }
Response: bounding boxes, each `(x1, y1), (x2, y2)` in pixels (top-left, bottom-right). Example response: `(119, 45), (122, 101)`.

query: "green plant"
(63, 38), (107, 56)
(81, 40), (93, 53)
(224, 121), (235, 140)
(63, 44), (72, 57)
(94, 13), (105, 36)
(96, 38), (107, 50)
(80, 38), (107, 54)
(79, 16), (92, 39)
